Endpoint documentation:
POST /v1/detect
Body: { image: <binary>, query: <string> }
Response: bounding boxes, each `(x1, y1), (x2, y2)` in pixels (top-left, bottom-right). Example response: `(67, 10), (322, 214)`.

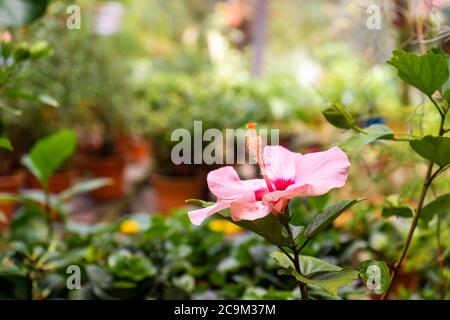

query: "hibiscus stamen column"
(246, 122), (275, 192)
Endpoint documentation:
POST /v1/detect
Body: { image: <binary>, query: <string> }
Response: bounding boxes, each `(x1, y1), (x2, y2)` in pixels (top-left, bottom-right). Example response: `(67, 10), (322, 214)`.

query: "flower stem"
(279, 219), (310, 300)
(292, 248), (309, 300)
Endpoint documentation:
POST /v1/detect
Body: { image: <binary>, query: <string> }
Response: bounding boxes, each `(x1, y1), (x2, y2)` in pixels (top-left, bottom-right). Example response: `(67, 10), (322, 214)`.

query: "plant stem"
(43, 187), (53, 245)
(279, 221), (310, 300)
(428, 95), (444, 118)
(292, 248), (309, 300)
(435, 214), (447, 299)
(381, 160), (434, 299)
(382, 98), (448, 299)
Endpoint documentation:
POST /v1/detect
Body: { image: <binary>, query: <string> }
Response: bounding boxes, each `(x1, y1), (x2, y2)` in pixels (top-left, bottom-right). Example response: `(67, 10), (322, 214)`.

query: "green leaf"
(189, 199), (294, 246)
(0, 102), (22, 116)
(29, 40), (53, 59)
(37, 94), (58, 107)
(299, 255), (342, 277)
(10, 204), (49, 245)
(322, 103), (355, 129)
(0, 261), (26, 277)
(409, 136), (450, 167)
(185, 199), (214, 207)
(422, 194), (450, 225)
(107, 250), (156, 282)
(443, 88), (450, 103)
(0, 136), (12, 150)
(358, 260), (390, 295)
(387, 50), (449, 96)
(272, 251), (342, 276)
(305, 199), (362, 238)
(339, 124), (392, 152)
(173, 274), (195, 293)
(21, 130), (77, 188)
(224, 213), (294, 246)
(292, 268), (358, 297)
(382, 206), (414, 218)
(2, 88), (58, 107)
(59, 178), (112, 201)
(270, 251), (294, 269)
(0, 0), (49, 28)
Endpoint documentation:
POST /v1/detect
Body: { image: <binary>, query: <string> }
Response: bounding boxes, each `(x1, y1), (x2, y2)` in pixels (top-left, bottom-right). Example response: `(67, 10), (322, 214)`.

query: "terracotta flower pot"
(79, 154), (126, 200)
(0, 171), (25, 230)
(118, 135), (150, 163)
(26, 171), (76, 193)
(151, 173), (204, 215)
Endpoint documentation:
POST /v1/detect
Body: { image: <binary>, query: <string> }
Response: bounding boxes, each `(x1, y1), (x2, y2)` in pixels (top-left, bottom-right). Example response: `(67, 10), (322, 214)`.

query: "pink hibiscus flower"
(188, 145), (350, 225)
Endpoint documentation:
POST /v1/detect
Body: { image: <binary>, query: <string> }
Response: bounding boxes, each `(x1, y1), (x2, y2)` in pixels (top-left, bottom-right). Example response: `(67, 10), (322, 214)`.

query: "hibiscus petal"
(207, 166), (248, 200)
(263, 145), (299, 183)
(261, 190), (288, 213)
(289, 146), (350, 196)
(261, 190), (285, 205)
(188, 201), (231, 225)
(230, 192), (272, 221)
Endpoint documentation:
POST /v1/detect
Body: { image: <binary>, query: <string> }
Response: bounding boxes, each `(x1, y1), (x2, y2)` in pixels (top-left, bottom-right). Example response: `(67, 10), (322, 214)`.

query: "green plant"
(323, 49), (450, 299)
(16, 3), (140, 156)
(0, 130), (110, 299)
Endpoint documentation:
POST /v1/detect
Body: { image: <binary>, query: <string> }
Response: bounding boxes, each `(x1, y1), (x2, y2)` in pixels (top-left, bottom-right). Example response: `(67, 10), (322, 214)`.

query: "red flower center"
(273, 178), (294, 191)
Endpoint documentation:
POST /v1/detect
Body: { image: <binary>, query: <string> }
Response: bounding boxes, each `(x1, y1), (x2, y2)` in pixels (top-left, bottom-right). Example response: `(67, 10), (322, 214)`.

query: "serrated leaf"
(382, 206), (414, 218)
(409, 135), (450, 167)
(387, 50), (449, 96)
(422, 194), (450, 225)
(305, 199), (362, 238)
(358, 260), (390, 295)
(292, 268), (358, 296)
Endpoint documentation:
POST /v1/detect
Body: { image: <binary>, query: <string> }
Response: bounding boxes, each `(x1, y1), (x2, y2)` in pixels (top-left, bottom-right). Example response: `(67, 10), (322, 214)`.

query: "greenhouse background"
(0, 0), (449, 301)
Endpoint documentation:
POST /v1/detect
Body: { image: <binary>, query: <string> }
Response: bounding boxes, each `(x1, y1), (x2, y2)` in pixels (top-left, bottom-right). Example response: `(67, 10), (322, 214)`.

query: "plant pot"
(79, 154), (126, 200)
(151, 173), (204, 215)
(0, 171), (25, 230)
(118, 135), (150, 163)
(26, 171), (76, 193)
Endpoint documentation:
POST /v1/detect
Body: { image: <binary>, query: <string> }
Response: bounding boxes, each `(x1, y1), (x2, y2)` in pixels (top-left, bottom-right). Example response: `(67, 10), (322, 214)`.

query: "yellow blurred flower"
(208, 219), (243, 235)
(119, 219), (140, 235)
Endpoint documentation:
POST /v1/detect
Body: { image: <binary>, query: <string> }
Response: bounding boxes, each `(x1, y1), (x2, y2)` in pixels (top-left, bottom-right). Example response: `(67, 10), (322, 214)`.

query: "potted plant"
(145, 73), (206, 213)
(145, 70), (290, 213)
(0, 27), (54, 227)
(23, 9), (140, 200)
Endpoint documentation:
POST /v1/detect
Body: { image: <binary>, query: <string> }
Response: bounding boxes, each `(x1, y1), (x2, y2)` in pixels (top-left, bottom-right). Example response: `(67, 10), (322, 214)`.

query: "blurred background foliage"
(0, 0), (449, 300)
